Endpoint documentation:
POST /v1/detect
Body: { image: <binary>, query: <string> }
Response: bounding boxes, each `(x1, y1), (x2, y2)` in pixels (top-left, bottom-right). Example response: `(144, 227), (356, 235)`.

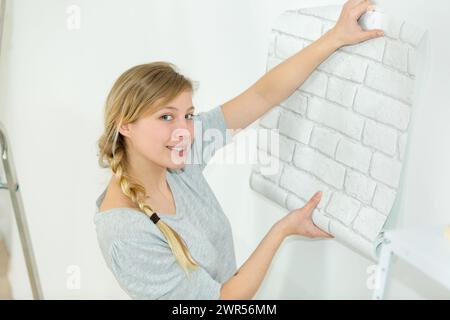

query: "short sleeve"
(191, 105), (233, 171)
(109, 238), (222, 300)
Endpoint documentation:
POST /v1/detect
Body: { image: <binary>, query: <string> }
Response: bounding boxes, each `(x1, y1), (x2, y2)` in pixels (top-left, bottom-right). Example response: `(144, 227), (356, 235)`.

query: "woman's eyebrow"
(162, 106), (195, 111)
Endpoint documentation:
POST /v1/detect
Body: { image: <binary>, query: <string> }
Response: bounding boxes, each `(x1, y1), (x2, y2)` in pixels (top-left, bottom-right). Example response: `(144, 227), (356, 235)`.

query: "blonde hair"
(97, 61), (199, 276)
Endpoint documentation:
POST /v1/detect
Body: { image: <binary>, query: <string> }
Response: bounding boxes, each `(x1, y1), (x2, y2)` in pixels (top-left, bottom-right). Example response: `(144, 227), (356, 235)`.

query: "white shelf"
(373, 225), (450, 299)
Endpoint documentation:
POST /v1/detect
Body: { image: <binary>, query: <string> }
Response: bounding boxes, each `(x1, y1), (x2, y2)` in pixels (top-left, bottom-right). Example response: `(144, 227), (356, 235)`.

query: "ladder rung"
(0, 182), (18, 190)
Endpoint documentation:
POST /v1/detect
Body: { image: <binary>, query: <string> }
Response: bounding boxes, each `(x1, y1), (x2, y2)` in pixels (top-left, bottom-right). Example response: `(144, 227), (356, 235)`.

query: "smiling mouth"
(167, 146), (185, 151)
(166, 145), (189, 157)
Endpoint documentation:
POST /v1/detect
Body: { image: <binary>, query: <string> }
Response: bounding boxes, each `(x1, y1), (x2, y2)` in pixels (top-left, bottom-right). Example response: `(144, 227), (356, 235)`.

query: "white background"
(0, 0), (449, 299)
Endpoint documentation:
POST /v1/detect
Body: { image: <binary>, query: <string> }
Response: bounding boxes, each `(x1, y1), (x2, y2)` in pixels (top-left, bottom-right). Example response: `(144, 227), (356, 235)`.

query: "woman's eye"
(160, 115), (173, 121)
(160, 114), (195, 121)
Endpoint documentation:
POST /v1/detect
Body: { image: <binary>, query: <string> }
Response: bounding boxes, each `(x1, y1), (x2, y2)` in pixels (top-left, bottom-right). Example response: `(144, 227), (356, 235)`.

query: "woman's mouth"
(167, 145), (188, 157)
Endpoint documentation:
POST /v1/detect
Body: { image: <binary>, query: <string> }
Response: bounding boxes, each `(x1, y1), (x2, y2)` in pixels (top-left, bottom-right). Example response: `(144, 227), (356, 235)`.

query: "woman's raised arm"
(221, 0), (384, 135)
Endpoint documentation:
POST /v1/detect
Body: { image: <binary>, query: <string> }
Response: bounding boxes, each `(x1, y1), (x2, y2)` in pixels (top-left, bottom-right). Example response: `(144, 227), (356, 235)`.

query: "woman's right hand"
(279, 191), (334, 239)
(328, 0), (384, 48)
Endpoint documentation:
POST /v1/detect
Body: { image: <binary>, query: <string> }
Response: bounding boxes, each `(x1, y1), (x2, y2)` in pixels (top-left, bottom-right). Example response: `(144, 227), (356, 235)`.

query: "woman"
(95, 0), (384, 300)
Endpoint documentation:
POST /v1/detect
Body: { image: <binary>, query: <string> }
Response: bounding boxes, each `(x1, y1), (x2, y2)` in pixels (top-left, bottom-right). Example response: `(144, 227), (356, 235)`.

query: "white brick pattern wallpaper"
(249, 5), (427, 261)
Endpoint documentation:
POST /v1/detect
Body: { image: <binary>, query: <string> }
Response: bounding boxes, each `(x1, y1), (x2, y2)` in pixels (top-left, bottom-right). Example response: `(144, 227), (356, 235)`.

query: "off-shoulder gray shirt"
(94, 104), (237, 300)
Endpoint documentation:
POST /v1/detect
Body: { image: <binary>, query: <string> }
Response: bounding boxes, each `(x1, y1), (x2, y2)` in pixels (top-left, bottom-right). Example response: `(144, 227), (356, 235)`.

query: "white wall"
(0, 0), (449, 299)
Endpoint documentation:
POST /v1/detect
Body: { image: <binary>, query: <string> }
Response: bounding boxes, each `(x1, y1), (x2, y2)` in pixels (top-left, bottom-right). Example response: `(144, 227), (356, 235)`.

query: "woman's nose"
(171, 127), (192, 145)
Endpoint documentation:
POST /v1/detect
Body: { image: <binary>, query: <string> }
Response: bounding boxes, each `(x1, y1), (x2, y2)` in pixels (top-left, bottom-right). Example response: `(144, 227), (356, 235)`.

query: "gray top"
(94, 105), (237, 300)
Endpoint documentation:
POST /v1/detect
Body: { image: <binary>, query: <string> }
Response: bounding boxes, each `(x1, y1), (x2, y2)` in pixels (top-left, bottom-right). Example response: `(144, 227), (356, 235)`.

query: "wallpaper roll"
(249, 5), (428, 262)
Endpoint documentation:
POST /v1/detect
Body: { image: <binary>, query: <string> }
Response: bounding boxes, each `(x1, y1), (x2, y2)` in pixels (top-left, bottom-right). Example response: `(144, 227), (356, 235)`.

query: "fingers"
(310, 224), (334, 239)
(317, 228), (334, 239)
(303, 191), (322, 212)
(353, 0), (373, 19)
(360, 29), (385, 42)
(344, 0), (368, 10)
(352, 0), (384, 42)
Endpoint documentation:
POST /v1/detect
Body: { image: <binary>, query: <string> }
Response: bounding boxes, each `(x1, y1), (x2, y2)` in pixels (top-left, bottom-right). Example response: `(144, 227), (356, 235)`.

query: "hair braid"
(107, 145), (199, 277)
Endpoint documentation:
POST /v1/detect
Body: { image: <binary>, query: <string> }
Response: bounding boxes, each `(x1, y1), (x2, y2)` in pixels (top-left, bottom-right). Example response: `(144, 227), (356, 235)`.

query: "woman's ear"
(119, 123), (132, 138)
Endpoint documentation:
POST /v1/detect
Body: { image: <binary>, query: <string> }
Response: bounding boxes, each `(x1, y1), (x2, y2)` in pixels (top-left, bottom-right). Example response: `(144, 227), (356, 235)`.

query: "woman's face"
(120, 90), (196, 169)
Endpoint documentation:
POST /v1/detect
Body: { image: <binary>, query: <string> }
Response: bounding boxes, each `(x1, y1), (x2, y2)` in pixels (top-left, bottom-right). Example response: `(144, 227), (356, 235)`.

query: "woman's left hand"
(278, 191), (334, 239)
(330, 0), (385, 47)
